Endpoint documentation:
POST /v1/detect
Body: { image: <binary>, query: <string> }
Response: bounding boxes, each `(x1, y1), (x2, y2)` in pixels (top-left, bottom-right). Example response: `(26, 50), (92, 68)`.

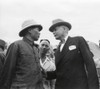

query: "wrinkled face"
(39, 40), (50, 53)
(52, 26), (65, 40)
(29, 27), (40, 41)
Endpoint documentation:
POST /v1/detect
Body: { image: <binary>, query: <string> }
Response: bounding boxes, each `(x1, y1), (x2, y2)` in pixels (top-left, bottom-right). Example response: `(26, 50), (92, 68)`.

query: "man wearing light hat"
(0, 19), (44, 89)
(47, 19), (99, 89)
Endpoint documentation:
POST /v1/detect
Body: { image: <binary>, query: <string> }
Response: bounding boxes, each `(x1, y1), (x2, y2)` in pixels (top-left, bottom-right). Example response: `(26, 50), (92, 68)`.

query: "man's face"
(29, 27), (40, 41)
(39, 41), (50, 53)
(52, 26), (65, 40)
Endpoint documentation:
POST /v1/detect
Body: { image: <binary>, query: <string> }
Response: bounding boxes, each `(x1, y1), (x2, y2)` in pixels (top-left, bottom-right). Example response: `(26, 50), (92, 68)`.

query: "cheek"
(58, 31), (64, 35)
(31, 31), (35, 35)
(56, 32), (61, 36)
(32, 32), (39, 37)
(35, 32), (40, 36)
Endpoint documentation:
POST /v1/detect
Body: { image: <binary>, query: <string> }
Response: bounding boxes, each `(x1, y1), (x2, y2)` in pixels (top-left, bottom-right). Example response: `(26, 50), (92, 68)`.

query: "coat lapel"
(55, 37), (71, 66)
(55, 44), (62, 65)
(60, 37), (71, 57)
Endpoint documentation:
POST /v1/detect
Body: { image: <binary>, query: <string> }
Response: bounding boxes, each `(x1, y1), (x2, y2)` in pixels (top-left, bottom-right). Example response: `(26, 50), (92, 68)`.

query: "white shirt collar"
(64, 35), (69, 43)
(60, 35), (69, 51)
(60, 35), (69, 44)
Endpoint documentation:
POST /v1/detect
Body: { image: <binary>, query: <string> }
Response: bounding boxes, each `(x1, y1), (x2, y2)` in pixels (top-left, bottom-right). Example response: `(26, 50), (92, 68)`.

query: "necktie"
(57, 42), (62, 52)
(58, 39), (65, 52)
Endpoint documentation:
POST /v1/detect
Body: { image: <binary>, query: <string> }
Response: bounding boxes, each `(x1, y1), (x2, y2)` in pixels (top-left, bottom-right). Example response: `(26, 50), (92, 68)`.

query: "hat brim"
(49, 22), (72, 32)
(19, 25), (42, 37)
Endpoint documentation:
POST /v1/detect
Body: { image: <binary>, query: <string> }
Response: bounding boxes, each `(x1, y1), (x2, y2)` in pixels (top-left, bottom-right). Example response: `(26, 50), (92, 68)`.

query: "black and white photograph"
(0, 0), (100, 89)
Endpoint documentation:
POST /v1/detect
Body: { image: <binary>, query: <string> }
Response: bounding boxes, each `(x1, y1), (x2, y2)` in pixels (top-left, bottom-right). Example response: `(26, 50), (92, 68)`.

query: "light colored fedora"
(49, 19), (72, 32)
(19, 19), (43, 37)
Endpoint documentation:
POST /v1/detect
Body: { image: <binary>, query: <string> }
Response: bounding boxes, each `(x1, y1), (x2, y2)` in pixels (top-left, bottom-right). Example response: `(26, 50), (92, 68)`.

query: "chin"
(34, 39), (38, 41)
(35, 38), (39, 41)
(55, 36), (58, 39)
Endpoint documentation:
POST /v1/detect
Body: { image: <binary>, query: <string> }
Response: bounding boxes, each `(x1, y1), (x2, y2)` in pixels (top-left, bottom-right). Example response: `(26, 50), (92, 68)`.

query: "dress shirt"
(40, 56), (56, 71)
(60, 35), (68, 51)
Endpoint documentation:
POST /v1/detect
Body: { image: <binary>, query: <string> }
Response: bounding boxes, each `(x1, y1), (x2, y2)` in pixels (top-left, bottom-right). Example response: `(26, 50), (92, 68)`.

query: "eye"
(54, 28), (57, 31)
(41, 44), (44, 46)
(45, 45), (49, 47)
(41, 44), (49, 47)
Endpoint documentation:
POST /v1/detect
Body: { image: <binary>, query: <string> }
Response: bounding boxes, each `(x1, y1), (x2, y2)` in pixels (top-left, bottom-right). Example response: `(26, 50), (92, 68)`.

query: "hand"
(41, 68), (47, 78)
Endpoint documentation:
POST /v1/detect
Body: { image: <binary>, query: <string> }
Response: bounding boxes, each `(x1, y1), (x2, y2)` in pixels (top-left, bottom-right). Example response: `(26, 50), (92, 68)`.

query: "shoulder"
(9, 40), (27, 48)
(70, 36), (86, 42)
(14, 40), (24, 45)
(71, 36), (84, 39)
(7, 40), (23, 50)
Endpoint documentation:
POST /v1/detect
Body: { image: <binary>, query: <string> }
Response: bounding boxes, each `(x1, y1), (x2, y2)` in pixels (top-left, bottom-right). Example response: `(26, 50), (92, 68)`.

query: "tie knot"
(58, 41), (63, 47)
(61, 39), (65, 44)
(58, 39), (65, 48)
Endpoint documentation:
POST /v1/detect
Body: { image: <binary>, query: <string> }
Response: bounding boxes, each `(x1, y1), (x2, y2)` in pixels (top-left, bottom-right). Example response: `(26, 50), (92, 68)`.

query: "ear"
(28, 29), (32, 33)
(28, 27), (34, 33)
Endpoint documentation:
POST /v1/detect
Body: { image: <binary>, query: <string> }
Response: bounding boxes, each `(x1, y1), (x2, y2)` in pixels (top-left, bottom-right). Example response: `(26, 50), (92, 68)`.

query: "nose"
(43, 45), (47, 48)
(38, 32), (40, 36)
(53, 31), (56, 35)
(42, 46), (47, 50)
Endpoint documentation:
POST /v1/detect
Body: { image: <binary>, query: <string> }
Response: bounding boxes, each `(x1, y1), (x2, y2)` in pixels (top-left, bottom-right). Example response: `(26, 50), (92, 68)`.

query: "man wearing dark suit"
(47, 19), (99, 89)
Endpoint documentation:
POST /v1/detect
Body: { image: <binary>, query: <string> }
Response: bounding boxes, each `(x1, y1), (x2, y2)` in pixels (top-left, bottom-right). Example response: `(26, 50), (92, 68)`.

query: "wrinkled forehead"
(40, 40), (50, 46)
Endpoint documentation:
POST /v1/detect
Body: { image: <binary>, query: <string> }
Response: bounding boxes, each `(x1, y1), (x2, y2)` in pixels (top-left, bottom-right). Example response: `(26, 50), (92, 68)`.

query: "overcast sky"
(0, 0), (100, 45)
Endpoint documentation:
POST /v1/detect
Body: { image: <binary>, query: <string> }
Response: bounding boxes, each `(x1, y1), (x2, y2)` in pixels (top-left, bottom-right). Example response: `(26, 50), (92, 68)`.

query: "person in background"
(52, 45), (58, 53)
(0, 39), (7, 74)
(99, 40), (100, 48)
(39, 39), (56, 89)
(0, 19), (44, 89)
(47, 19), (99, 89)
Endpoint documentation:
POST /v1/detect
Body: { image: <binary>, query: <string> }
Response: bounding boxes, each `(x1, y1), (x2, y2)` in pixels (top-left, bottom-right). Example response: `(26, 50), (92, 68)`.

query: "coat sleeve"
(79, 37), (99, 89)
(46, 70), (57, 80)
(0, 43), (18, 89)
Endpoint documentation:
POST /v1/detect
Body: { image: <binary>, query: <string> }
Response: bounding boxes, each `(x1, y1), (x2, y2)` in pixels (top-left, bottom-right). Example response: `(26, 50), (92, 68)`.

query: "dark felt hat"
(19, 19), (43, 37)
(49, 19), (72, 32)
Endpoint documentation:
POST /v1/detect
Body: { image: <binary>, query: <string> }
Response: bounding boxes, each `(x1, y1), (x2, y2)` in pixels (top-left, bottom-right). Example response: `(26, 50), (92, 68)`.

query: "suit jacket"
(47, 36), (99, 89)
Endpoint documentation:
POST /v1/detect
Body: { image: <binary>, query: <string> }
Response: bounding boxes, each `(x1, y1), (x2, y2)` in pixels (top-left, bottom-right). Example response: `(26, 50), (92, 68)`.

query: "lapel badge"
(69, 45), (76, 50)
